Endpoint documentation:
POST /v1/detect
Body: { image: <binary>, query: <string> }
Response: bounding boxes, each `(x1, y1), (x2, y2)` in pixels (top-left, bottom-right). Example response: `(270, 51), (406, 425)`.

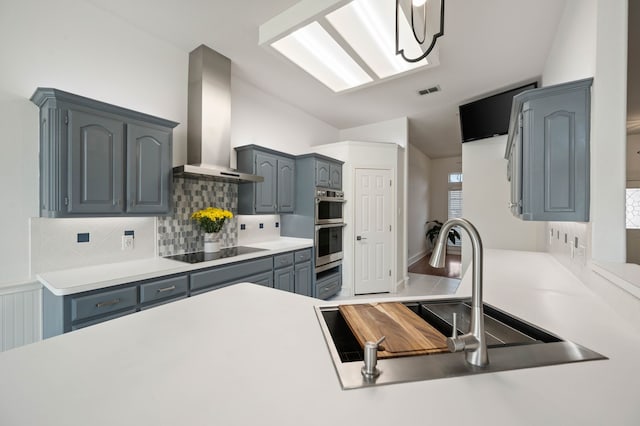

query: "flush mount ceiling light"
(260, 0), (443, 93)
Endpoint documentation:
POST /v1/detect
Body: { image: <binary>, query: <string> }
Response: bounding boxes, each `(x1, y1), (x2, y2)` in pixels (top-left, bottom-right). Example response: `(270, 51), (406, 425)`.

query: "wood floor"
(408, 253), (462, 278)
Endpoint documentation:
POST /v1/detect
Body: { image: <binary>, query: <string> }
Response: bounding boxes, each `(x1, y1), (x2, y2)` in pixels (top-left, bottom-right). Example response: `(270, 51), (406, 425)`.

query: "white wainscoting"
(0, 283), (42, 352)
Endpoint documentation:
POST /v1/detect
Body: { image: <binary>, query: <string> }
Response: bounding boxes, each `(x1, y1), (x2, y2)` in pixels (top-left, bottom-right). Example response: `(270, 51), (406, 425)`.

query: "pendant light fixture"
(396, 0), (445, 63)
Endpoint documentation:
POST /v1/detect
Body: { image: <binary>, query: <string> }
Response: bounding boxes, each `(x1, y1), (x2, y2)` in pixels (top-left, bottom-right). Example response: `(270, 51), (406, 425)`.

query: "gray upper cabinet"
(277, 156), (295, 212)
(314, 157), (342, 189)
(505, 78), (592, 222)
(68, 109), (124, 214)
(316, 160), (331, 188)
(31, 88), (178, 217)
(255, 152), (278, 213)
(236, 145), (295, 214)
(329, 162), (342, 189)
(126, 123), (172, 214)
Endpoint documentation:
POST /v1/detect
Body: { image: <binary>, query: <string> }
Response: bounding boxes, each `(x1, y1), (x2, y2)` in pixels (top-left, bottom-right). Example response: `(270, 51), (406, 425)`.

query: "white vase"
(204, 232), (221, 253)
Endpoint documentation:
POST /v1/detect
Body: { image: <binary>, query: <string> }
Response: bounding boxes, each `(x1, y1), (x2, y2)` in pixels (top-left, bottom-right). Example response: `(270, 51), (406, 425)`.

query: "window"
(626, 188), (640, 229)
(448, 172), (463, 184)
(447, 173), (462, 247)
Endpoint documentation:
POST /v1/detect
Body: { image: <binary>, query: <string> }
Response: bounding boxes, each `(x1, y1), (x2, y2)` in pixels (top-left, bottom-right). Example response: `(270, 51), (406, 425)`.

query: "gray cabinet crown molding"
(30, 88), (179, 129)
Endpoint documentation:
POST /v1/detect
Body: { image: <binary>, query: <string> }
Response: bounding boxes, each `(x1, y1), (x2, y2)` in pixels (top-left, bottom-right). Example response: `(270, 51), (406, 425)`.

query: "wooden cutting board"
(339, 302), (448, 358)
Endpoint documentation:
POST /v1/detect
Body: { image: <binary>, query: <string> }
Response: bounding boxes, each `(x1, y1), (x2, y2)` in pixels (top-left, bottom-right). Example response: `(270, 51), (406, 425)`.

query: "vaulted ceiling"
(86, 0), (567, 157)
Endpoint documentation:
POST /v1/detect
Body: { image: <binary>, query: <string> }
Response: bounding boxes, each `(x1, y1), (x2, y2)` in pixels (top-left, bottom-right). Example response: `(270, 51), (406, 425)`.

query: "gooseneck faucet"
(429, 218), (489, 368)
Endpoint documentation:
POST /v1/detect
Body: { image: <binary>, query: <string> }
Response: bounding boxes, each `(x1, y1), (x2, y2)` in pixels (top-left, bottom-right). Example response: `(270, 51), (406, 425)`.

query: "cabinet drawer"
(140, 295), (187, 311)
(140, 275), (188, 304)
(71, 286), (137, 322)
(71, 308), (137, 331)
(241, 271), (274, 288)
(316, 274), (342, 300)
(190, 257), (273, 291)
(294, 249), (312, 263)
(274, 252), (294, 268)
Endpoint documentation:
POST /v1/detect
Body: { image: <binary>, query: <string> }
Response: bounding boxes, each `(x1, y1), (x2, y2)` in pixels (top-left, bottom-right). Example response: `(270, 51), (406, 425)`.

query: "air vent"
(418, 85), (441, 96)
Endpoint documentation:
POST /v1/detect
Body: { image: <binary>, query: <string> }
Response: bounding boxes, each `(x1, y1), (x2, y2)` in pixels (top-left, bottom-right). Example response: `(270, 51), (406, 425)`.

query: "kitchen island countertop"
(2, 249), (640, 425)
(36, 237), (313, 296)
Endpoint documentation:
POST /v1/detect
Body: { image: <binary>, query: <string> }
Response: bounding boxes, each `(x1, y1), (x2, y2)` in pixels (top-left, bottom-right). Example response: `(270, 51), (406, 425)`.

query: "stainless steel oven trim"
(315, 259), (342, 274)
(315, 197), (346, 225)
(315, 197), (347, 203)
(315, 223), (346, 268)
(316, 251), (343, 268)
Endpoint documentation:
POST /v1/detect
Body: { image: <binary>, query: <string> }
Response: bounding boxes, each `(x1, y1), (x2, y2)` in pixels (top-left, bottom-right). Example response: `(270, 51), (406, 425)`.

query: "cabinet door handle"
(156, 285), (176, 293)
(95, 298), (121, 308)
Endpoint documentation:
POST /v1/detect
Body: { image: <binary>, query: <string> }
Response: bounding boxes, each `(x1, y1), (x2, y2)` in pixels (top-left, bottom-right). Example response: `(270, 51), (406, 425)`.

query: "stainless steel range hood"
(173, 45), (263, 183)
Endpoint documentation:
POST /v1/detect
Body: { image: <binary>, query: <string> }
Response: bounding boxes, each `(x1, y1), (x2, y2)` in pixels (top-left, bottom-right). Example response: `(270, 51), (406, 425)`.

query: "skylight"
(326, 0), (426, 79)
(271, 22), (373, 93)
(260, 0), (439, 93)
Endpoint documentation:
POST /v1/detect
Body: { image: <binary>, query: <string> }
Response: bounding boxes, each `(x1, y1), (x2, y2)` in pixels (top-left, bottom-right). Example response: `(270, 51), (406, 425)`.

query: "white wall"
(313, 141), (400, 296)
(462, 136), (545, 269)
(407, 145), (432, 265)
(334, 118), (409, 290)
(0, 0), (187, 287)
(590, 0), (628, 263)
(541, 0), (627, 265)
(339, 117), (409, 147)
(429, 156), (462, 226)
(230, 78), (339, 167)
(542, 0), (597, 86)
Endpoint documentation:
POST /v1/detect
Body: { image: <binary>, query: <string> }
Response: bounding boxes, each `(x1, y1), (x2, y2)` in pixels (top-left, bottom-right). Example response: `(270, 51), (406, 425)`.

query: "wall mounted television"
(459, 82), (538, 143)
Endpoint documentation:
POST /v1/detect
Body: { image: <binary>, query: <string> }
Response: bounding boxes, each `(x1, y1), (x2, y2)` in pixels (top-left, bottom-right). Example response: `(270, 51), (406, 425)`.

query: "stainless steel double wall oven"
(314, 188), (345, 272)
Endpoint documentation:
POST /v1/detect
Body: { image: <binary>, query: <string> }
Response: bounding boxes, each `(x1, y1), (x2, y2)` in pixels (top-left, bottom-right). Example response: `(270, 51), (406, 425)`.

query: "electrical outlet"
(122, 235), (134, 250)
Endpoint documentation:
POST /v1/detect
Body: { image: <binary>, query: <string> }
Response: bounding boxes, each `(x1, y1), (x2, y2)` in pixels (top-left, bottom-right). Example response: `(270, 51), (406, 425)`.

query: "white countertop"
(3, 249), (640, 425)
(36, 237), (313, 295)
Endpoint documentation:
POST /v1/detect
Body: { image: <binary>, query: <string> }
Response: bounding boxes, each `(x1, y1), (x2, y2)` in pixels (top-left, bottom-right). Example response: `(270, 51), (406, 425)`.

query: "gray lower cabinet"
(43, 249), (314, 338)
(506, 78), (592, 221)
(274, 252), (294, 292)
(139, 275), (188, 307)
(293, 248), (313, 297)
(294, 261), (312, 296)
(189, 257), (274, 294)
(236, 145), (295, 214)
(43, 273), (189, 338)
(316, 272), (342, 300)
(31, 87), (178, 217)
(274, 266), (294, 292)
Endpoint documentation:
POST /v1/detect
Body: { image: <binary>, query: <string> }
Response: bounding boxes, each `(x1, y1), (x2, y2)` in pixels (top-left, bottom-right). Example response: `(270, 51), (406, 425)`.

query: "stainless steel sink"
(315, 298), (607, 389)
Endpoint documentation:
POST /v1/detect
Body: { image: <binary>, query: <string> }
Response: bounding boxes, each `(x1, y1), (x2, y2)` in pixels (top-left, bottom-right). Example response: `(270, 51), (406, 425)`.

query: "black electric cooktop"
(164, 246), (268, 264)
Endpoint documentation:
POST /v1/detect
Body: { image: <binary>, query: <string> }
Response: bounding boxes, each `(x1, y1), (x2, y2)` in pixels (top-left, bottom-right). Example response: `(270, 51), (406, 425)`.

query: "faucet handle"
(451, 313), (458, 339)
(447, 313), (466, 352)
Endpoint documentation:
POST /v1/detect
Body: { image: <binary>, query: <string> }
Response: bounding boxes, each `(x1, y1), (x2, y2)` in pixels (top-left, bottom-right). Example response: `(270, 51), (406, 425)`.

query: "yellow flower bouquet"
(191, 207), (233, 233)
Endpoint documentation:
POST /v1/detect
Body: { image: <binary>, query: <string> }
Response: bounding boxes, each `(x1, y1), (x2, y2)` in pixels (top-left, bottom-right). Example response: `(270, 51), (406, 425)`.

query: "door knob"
(356, 235), (367, 241)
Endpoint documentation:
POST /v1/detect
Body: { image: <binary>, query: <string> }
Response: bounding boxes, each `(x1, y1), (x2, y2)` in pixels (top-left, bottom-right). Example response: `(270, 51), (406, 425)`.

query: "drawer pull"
(156, 285), (176, 293)
(95, 298), (121, 308)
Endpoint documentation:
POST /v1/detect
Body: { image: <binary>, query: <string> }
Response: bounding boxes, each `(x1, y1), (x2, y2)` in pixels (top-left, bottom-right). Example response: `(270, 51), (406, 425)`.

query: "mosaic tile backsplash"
(157, 176), (238, 256)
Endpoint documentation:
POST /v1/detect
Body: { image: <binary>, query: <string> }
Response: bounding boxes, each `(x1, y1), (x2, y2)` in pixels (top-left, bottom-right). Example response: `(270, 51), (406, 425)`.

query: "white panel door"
(354, 168), (392, 294)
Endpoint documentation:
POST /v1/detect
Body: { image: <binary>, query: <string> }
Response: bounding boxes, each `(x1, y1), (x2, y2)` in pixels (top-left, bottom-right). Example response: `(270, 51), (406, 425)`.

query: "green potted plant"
(426, 220), (461, 249)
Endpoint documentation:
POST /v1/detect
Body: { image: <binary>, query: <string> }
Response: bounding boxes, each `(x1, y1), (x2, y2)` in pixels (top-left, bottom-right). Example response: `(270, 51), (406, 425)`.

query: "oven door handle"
(315, 197), (347, 203)
(315, 223), (347, 231)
